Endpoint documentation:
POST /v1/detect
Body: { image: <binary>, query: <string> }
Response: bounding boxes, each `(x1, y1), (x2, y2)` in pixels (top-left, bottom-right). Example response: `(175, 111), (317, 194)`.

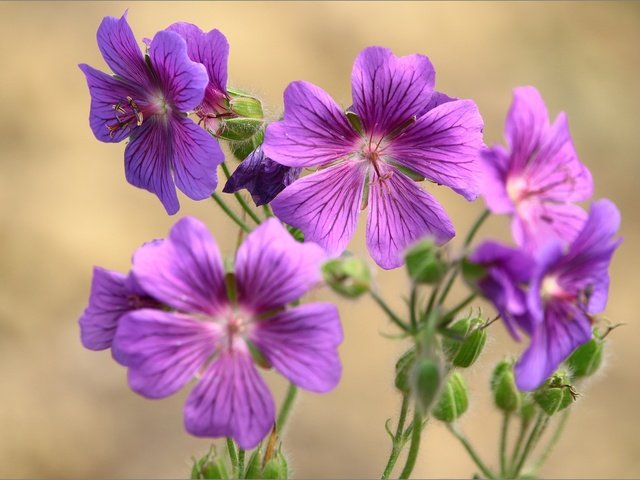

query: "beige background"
(0, 1), (639, 477)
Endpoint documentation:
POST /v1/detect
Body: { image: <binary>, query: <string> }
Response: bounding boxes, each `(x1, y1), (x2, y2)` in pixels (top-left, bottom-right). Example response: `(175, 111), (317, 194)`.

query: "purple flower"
(110, 217), (342, 448)
(263, 46), (484, 269)
(468, 241), (535, 340)
(480, 86), (593, 251)
(514, 199), (621, 390)
(79, 13), (224, 214)
(223, 145), (301, 206)
(79, 266), (162, 351)
(165, 22), (233, 132)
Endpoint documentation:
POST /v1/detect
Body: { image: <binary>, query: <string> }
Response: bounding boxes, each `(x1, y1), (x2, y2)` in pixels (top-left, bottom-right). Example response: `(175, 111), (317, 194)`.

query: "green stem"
(211, 193), (251, 233)
(464, 209), (490, 248)
(262, 204), (273, 218)
(530, 409), (571, 474)
(399, 411), (423, 479)
(370, 290), (410, 333)
(237, 449), (245, 479)
(509, 417), (529, 478)
(512, 412), (549, 478)
(446, 424), (495, 479)
(440, 293), (477, 327)
(226, 438), (238, 472)
(381, 395), (410, 479)
(500, 413), (511, 478)
(276, 383), (299, 433)
(221, 162), (262, 225)
(409, 285), (418, 330)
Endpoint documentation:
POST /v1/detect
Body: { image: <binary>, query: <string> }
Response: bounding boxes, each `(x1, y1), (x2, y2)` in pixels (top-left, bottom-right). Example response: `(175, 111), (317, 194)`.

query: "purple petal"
(366, 166), (454, 270)
(512, 201), (588, 252)
(78, 63), (142, 143)
(114, 310), (220, 398)
(184, 346), (275, 449)
(166, 23), (229, 95)
(515, 300), (592, 391)
(263, 81), (359, 168)
(223, 145), (301, 206)
(351, 46), (435, 136)
(527, 241), (566, 325)
(479, 146), (514, 214)
(420, 91), (457, 115)
(149, 30), (208, 112)
(132, 217), (228, 314)
(124, 120), (179, 214)
(171, 115), (222, 200)
(235, 218), (327, 313)
(271, 161), (366, 257)
(388, 99), (484, 201)
(96, 12), (149, 89)
(249, 303), (342, 393)
(505, 86), (549, 171)
(79, 267), (131, 350)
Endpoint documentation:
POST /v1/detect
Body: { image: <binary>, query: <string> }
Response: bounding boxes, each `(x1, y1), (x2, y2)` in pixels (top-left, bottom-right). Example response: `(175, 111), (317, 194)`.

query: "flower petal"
(124, 120), (179, 214)
(387, 99), (484, 201)
(366, 166), (455, 270)
(351, 46), (435, 136)
(149, 30), (208, 112)
(263, 81), (359, 168)
(479, 146), (514, 214)
(96, 12), (149, 89)
(234, 218), (326, 312)
(132, 217), (228, 314)
(505, 86), (549, 171)
(249, 303), (343, 393)
(515, 300), (592, 391)
(79, 267), (132, 350)
(184, 346), (275, 449)
(171, 115), (223, 201)
(78, 63), (141, 143)
(166, 23), (229, 95)
(271, 161), (366, 257)
(223, 145), (301, 206)
(114, 309), (220, 398)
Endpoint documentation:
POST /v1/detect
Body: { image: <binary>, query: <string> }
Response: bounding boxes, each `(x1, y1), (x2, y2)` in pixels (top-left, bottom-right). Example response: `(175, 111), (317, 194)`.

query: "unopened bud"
(322, 257), (371, 298)
(490, 359), (521, 412)
(243, 448), (263, 479)
(405, 240), (447, 284)
(229, 91), (264, 119)
(262, 449), (289, 479)
(217, 118), (264, 142)
(191, 450), (229, 480)
(566, 333), (604, 378)
(519, 394), (536, 425)
(460, 257), (487, 283)
(432, 372), (469, 423)
(395, 347), (416, 393)
(411, 357), (442, 414)
(533, 371), (577, 416)
(442, 317), (487, 368)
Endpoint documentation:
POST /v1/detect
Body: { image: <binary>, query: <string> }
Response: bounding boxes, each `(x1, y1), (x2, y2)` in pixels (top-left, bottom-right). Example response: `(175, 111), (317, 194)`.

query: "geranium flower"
(480, 86), (593, 251)
(79, 13), (224, 214)
(263, 46), (484, 269)
(108, 217), (342, 448)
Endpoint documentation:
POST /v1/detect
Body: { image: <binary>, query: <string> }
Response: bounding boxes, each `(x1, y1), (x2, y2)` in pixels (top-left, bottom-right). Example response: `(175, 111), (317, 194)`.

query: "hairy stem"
(226, 438), (238, 472)
(221, 162), (262, 225)
(370, 290), (411, 332)
(530, 409), (571, 474)
(512, 412), (549, 478)
(399, 411), (423, 479)
(500, 413), (511, 478)
(446, 424), (495, 479)
(276, 383), (299, 433)
(211, 193), (251, 233)
(381, 395), (410, 479)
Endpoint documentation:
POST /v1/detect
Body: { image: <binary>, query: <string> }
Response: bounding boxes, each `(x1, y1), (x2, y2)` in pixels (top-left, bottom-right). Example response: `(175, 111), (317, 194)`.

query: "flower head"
(263, 46), (484, 269)
(223, 145), (301, 206)
(79, 13), (224, 214)
(480, 86), (593, 251)
(91, 217), (342, 448)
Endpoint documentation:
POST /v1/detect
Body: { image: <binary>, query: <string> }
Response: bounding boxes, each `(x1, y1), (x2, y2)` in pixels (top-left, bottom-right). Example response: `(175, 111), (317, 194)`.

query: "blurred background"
(1, 1), (639, 477)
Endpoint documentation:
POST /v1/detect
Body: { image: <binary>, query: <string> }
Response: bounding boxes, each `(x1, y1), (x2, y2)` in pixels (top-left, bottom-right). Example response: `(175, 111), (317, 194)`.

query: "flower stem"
(399, 411), (423, 479)
(220, 162), (263, 225)
(530, 409), (571, 474)
(512, 412), (549, 478)
(237, 448), (246, 479)
(226, 438), (238, 472)
(509, 417), (529, 477)
(370, 290), (411, 332)
(446, 423), (495, 479)
(500, 413), (511, 478)
(381, 395), (410, 479)
(276, 383), (299, 433)
(211, 193), (251, 233)
(263, 204), (274, 218)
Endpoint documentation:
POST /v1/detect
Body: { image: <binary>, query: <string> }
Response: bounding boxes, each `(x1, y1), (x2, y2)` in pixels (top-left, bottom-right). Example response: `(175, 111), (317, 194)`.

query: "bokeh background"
(1, 1), (639, 477)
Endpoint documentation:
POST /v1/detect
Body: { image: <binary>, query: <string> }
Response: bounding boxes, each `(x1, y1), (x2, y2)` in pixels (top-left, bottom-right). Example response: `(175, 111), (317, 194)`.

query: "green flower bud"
(322, 257), (371, 298)
(442, 317), (487, 368)
(566, 334), (604, 378)
(191, 450), (229, 480)
(262, 449), (289, 479)
(533, 371), (577, 416)
(460, 257), (487, 283)
(228, 91), (264, 119)
(395, 347), (416, 393)
(411, 357), (442, 414)
(217, 118), (264, 142)
(228, 129), (265, 161)
(519, 394), (536, 425)
(404, 240), (447, 284)
(490, 359), (521, 412)
(432, 372), (469, 423)
(243, 448), (263, 479)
